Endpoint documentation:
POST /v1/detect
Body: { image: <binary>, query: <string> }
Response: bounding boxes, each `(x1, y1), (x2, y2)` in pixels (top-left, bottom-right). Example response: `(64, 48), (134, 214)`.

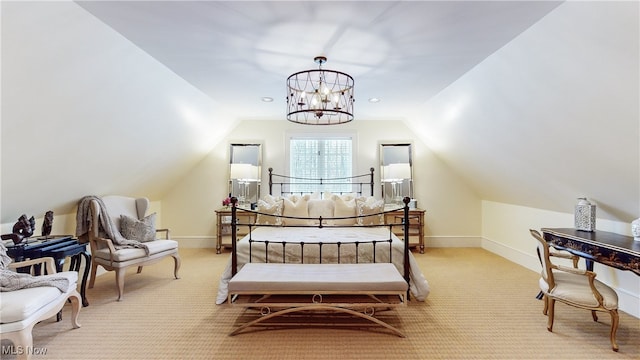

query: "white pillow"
(255, 199), (283, 225)
(356, 198), (385, 225)
(332, 196), (357, 226)
(309, 192), (321, 200)
(308, 199), (335, 224)
(324, 192), (358, 201)
(340, 193), (359, 201)
(282, 196), (310, 225)
(261, 194), (282, 205)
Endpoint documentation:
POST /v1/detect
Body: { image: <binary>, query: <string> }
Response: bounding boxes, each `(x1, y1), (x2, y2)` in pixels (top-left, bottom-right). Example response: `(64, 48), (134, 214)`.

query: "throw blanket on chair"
(75, 195), (149, 255)
(0, 242), (69, 293)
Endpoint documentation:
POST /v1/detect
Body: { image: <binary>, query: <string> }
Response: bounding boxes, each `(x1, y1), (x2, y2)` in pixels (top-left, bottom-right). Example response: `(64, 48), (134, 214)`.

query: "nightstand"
(384, 208), (426, 253)
(215, 207), (256, 254)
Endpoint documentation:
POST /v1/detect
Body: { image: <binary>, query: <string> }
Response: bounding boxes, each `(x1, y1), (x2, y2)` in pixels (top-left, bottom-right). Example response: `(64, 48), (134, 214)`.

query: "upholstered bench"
(0, 257), (81, 360)
(228, 263), (408, 336)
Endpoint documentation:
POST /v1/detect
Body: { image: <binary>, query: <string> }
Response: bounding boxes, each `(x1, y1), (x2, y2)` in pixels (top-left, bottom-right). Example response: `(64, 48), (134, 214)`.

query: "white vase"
(574, 197), (596, 232)
(632, 218), (640, 241)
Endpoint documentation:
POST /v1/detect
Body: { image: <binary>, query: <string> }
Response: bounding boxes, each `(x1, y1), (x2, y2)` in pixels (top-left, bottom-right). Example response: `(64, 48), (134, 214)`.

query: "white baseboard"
(173, 236), (216, 248)
(426, 236), (482, 248)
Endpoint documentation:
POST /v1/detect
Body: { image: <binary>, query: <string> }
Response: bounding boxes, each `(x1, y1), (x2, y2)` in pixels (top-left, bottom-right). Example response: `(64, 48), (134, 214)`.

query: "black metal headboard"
(268, 167), (375, 197)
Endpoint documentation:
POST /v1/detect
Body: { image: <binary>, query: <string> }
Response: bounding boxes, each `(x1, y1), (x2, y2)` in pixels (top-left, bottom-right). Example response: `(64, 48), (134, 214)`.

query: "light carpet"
(1, 247), (638, 359)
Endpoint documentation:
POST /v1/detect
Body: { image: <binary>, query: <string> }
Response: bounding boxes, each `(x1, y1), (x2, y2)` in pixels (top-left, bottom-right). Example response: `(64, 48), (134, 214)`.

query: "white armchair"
(82, 195), (181, 301)
(0, 257), (81, 360)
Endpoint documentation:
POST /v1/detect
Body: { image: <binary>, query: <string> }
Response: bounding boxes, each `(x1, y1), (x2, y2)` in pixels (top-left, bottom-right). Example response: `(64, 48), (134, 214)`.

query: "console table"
(5, 235), (91, 307)
(541, 228), (640, 276)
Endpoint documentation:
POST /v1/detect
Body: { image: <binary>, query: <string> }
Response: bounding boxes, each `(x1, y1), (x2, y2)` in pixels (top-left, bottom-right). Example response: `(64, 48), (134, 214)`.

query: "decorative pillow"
(309, 192), (321, 200)
(255, 199), (283, 225)
(308, 199), (335, 224)
(339, 193), (358, 201)
(332, 195), (357, 226)
(324, 192), (357, 201)
(120, 213), (156, 242)
(356, 198), (385, 225)
(261, 194), (280, 205)
(282, 195), (310, 226)
(285, 194), (303, 203)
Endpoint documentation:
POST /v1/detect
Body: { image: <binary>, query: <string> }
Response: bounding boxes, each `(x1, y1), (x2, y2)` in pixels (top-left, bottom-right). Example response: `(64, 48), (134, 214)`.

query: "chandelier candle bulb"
(574, 197), (596, 232)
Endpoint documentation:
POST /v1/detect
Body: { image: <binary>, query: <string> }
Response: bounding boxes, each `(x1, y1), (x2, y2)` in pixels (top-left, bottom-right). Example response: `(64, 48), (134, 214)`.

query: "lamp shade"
(384, 163), (411, 181)
(230, 164), (258, 181)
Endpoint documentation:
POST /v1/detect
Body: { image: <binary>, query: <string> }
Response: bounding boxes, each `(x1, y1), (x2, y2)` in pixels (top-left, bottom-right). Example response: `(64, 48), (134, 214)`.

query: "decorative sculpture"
(0, 214), (36, 245)
(42, 210), (54, 238)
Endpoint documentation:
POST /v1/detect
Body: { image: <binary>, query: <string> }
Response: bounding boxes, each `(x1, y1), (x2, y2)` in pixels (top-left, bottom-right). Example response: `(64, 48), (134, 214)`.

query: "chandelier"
(286, 56), (354, 125)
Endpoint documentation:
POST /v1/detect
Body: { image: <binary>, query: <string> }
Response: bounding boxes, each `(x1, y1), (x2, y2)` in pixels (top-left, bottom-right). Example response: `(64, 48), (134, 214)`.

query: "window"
(288, 134), (354, 194)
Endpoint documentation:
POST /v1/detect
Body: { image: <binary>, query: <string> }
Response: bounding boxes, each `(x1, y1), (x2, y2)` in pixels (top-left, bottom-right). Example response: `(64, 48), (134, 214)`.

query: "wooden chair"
(529, 229), (619, 351)
(86, 196), (181, 301)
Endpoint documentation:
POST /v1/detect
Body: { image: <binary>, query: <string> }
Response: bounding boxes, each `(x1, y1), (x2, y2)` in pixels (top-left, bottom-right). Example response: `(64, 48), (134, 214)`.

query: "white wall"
(0, 200), (162, 240)
(162, 119), (482, 247)
(482, 201), (639, 318)
(1, 1), (232, 224)
(405, 1), (639, 222)
(399, 1), (640, 318)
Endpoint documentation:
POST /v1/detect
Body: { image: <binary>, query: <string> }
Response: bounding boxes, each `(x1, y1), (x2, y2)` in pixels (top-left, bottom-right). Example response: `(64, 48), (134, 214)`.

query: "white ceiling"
(76, 1), (562, 122)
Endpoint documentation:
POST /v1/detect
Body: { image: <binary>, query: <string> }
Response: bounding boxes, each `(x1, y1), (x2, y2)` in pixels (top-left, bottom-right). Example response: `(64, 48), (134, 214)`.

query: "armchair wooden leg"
(173, 254), (181, 279)
(14, 327), (33, 360)
(546, 298), (556, 332)
(88, 261), (98, 289)
(610, 309), (619, 352)
(542, 295), (549, 315)
(68, 291), (82, 329)
(591, 310), (598, 322)
(137, 266), (143, 274)
(115, 269), (126, 301)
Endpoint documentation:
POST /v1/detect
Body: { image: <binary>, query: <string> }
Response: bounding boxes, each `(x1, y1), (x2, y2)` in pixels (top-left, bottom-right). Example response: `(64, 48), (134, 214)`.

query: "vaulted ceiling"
(2, 1), (638, 225)
(74, 0), (562, 121)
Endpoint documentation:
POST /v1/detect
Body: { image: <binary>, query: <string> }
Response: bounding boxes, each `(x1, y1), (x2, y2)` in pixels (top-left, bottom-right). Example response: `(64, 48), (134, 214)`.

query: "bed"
(216, 226), (430, 304)
(216, 169), (430, 335)
(216, 168), (430, 304)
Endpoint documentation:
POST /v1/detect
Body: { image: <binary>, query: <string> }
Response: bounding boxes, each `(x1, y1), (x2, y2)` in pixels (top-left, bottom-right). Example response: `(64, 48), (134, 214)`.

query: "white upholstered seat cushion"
(0, 271), (78, 325)
(229, 263), (408, 293)
(539, 271), (618, 310)
(93, 239), (178, 262)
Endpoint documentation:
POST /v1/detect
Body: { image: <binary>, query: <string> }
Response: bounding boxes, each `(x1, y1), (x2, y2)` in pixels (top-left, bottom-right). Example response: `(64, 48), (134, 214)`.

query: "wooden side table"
(384, 208), (426, 253)
(215, 208), (256, 254)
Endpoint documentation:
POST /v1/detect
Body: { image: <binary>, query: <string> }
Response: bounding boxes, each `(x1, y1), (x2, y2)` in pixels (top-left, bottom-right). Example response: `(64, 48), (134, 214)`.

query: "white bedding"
(216, 226), (430, 304)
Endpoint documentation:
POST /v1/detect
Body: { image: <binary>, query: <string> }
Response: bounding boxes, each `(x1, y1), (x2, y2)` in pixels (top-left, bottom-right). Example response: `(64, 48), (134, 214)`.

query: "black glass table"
(541, 228), (640, 276)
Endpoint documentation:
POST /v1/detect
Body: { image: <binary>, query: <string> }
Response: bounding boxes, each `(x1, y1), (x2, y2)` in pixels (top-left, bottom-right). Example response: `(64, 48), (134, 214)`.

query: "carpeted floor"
(2, 247), (639, 359)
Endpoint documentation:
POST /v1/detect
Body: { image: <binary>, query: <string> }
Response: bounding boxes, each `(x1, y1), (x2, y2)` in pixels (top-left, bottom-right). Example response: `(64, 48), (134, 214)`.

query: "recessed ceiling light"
(261, 97), (274, 102)
(368, 98), (381, 103)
